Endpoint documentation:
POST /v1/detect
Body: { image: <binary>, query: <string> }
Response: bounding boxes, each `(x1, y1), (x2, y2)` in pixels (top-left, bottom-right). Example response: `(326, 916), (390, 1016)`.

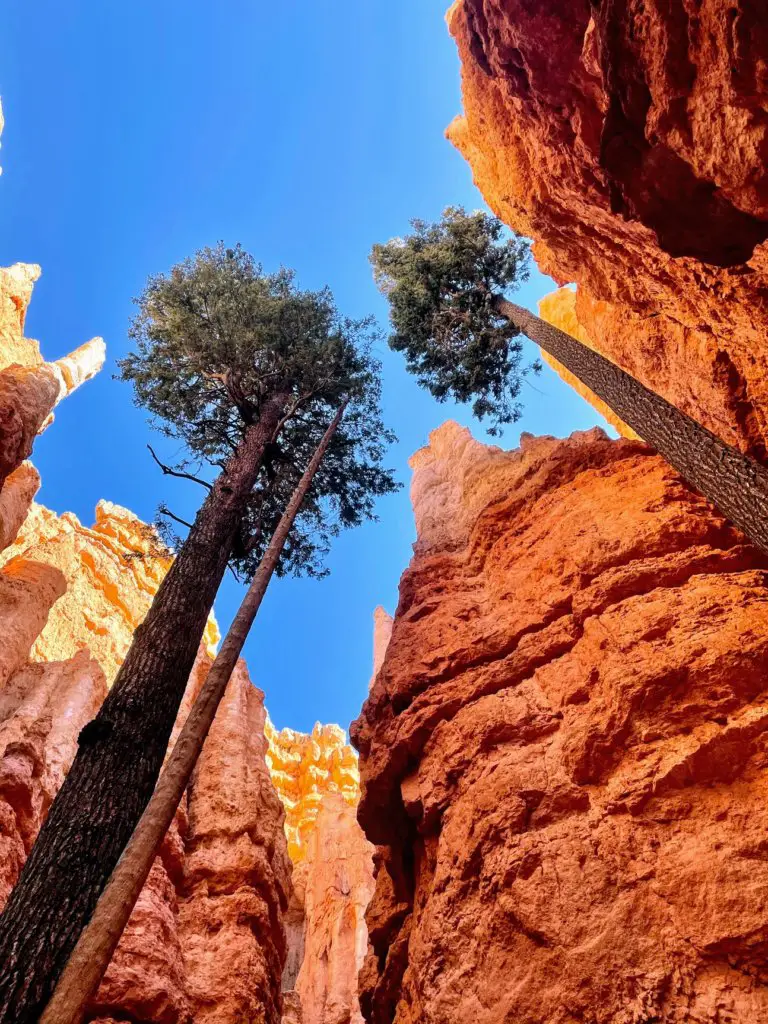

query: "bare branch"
(157, 505), (194, 531)
(147, 445), (212, 491)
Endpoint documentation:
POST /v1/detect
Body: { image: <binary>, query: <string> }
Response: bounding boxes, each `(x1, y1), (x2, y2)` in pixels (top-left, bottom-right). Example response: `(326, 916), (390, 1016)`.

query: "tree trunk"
(497, 298), (768, 556)
(38, 402), (346, 1024)
(0, 389), (289, 1024)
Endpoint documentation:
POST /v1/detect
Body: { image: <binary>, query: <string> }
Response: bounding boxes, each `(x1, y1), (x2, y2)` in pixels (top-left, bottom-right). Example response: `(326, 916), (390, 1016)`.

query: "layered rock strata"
(267, 722), (361, 865)
(447, 0), (768, 459)
(354, 420), (768, 1023)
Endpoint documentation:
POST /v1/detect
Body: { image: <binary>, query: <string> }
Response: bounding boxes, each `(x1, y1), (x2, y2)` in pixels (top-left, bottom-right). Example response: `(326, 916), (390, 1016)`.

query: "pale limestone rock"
(0, 558), (66, 688)
(0, 650), (106, 907)
(0, 263), (42, 371)
(370, 607), (393, 690)
(266, 721), (360, 865)
(0, 499), (218, 685)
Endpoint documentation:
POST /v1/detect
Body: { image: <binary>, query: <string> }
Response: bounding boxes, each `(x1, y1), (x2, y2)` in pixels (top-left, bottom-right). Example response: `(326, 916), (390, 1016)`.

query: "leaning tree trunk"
(38, 402), (347, 1024)
(496, 298), (768, 556)
(0, 389), (289, 1024)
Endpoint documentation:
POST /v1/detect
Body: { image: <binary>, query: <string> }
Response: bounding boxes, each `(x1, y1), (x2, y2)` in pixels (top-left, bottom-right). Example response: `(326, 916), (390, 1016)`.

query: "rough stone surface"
(0, 650), (107, 908)
(353, 420), (768, 1024)
(0, 462), (40, 553)
(0, 499), (219, 685)
(0, 338), (105, 488)
(291, 793), (374, 1024)
(180, 661), (292, 1024)
(267, 721), (361, 866)
(370, 607), (394, 691)
(447, 0), (768, 460)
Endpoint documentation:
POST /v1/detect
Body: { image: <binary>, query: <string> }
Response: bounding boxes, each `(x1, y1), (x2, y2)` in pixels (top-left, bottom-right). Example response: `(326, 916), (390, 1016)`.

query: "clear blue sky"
(0, 2), (607, 734)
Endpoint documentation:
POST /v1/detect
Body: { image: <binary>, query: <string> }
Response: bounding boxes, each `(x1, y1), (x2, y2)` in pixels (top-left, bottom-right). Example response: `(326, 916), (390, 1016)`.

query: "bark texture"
(499, 299), (768, 557)
(0, 391), (287, 1024)
(40, 404), (344, 1024)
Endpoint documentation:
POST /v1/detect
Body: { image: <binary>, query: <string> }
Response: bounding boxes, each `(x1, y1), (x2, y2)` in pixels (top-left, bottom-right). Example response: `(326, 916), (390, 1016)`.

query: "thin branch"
(147, 445), (212, 491)
(157, 506), (194, 531)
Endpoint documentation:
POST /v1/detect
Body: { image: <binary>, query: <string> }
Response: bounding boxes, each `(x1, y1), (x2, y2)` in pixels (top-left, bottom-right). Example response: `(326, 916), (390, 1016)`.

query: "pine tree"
(39, 404), (349, 1024)
(372, 208), (768, 556)
(0, 244), (397, 1023)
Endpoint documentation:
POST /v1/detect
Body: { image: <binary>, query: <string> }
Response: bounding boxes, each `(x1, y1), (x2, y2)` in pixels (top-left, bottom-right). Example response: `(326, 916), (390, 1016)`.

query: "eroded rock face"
(0, 500), (219, 685)
(447, 0), (768, 459)
(353, 420), (768, 1023)
(267, 721), (361, 866)
(0, 264), (105, 488)
(267, 724), (376, 1024)
(291, 794), (374, 1024)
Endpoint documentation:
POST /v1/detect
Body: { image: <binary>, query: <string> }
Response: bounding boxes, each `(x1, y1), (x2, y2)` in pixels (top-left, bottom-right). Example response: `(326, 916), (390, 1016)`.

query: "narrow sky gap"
(0, 0), (608, 732)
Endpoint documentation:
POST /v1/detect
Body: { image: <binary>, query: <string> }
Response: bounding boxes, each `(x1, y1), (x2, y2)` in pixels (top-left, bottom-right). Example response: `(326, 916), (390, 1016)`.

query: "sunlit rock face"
(447, 0), (768, 460)
(267, 725), (376, 1024)
(0, 499), (219, 685)
(266, 721), (361, 865)
(353, 420), (768, 1024)
(0, 264), (104, 487)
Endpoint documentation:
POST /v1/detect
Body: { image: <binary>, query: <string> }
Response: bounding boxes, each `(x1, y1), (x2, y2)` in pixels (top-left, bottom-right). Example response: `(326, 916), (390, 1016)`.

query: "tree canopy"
(370, 206), (538, 434)
(119, 242), (399, 577)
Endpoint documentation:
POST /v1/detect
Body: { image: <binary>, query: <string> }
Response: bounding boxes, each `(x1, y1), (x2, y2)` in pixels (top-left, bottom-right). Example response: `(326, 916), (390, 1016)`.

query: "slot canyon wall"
(446, 0), (768, 460)
(0, 231), (373, 1023)
(354, 421), (768, 1023)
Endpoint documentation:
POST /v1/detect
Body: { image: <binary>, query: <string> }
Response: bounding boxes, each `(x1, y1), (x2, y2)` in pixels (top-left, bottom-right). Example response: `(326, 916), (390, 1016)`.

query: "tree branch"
(147, 445), (212, 491)
(157, 505), (194, 531)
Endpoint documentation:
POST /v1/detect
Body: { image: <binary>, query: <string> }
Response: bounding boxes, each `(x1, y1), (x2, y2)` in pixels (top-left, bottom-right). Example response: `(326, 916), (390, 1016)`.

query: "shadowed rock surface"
(447, 0), (768, 460)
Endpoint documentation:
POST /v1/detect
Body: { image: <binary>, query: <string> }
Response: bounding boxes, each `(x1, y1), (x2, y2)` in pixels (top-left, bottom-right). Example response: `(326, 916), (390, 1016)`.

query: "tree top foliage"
(119, 243), (399, 579)
(370, 206), (538, 434)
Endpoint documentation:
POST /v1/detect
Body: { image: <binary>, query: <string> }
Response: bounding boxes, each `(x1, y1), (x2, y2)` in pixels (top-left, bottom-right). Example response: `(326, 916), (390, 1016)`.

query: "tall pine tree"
(0, 244), (397, 1022)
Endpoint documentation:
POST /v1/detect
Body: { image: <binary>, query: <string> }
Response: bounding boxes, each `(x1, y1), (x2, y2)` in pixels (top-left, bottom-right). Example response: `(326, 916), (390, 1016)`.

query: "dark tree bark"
(39, 402), (346, 1024)
(0, 389), (289, 1024)
(497, 297), (768, 555)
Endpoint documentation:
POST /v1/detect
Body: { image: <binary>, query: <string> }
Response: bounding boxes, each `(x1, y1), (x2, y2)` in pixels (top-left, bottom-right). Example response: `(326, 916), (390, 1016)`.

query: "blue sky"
(0, 1), (607, 734)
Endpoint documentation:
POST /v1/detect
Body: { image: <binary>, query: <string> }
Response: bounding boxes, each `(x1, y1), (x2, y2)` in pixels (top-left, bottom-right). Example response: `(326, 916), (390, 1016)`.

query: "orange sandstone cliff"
(353, 420), (768, 1023)
(447, 0), (768, 459)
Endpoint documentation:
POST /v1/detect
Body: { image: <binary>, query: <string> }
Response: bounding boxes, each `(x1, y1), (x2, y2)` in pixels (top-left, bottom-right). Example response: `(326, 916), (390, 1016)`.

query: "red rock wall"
(353, 420), (768, 1023)
(447, 0), (768, 459)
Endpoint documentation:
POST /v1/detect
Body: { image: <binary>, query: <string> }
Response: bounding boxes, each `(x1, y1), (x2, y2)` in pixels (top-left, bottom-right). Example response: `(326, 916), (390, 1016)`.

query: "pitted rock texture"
(0, 499), (219, 685)
(288, 793), (374, 1024)
(92, 659), (293, 1024)
(447, 0), (768, 460)
(353, 420), (768, 1024)
(266, 721), (361, 866)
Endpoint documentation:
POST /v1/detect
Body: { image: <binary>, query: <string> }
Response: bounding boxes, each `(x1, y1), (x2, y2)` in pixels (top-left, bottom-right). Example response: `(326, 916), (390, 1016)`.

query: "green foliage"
(120, 243), (399, 578)
(371, 206), (538, 434)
